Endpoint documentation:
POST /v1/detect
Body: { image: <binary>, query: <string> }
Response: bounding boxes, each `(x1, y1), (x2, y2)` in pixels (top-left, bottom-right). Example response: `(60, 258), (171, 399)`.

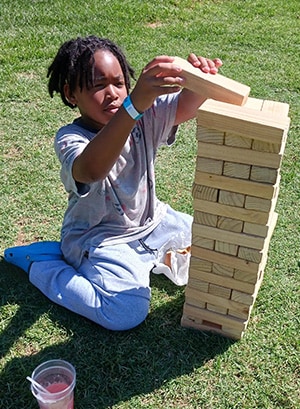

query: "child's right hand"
(130, 56), (184, 113)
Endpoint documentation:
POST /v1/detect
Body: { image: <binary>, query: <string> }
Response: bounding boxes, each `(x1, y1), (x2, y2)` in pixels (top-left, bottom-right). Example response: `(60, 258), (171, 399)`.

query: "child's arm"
(174, 53), (222, 125)
(72, 55), (220, 184)
(72, 56), (186, 184)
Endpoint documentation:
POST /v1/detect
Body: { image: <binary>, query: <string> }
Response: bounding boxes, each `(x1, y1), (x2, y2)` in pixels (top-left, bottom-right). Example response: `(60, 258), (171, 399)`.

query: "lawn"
(0, 0), (299, 408)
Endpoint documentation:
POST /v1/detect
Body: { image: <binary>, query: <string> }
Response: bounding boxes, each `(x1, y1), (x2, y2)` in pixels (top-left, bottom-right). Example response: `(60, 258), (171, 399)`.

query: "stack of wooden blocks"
(174, 57), (290, 339)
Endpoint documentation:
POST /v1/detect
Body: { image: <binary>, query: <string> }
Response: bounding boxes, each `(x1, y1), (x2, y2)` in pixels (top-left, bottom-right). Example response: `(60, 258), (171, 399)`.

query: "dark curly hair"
(47, 35), (135, 108)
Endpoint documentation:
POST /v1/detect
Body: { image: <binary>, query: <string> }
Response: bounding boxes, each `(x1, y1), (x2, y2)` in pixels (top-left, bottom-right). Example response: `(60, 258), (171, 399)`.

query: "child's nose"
(106, 84), (118, 98)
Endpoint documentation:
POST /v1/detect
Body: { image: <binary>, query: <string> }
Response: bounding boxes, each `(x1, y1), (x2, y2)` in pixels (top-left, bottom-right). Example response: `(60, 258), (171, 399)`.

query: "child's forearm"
(72, 105), (137, 184)
(72, 57), (186, 184)
(175, 88), (207, 125)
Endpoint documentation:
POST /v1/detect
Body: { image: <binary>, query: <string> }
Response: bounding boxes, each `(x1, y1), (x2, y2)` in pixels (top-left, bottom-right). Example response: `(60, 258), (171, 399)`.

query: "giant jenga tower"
(174, 57), (290, 339)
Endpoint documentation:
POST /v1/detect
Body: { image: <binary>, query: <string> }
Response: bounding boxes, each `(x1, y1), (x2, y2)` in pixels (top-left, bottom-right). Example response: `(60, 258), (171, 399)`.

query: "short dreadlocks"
(47, 35), (135, 108)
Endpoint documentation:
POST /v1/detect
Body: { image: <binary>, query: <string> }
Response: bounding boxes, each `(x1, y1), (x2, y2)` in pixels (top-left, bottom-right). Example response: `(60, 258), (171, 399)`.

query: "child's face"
(71, 50), (128, 130)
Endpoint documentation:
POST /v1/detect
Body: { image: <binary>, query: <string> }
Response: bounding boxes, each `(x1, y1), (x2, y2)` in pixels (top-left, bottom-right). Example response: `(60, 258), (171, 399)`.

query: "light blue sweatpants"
(29, 206), (192, 331)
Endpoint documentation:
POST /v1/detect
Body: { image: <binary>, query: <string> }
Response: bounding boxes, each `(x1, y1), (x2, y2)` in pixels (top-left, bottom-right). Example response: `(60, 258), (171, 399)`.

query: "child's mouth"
(105, 105), (119, 114)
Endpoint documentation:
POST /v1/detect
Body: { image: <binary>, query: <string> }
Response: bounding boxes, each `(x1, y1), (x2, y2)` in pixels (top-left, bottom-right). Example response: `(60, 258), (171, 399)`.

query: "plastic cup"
(30, 359), (76, 409)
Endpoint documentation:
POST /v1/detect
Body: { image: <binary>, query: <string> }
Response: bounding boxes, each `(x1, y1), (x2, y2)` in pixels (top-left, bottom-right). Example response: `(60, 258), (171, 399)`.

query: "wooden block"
(191, 246), (259, 274)
(225, 132), (253, 149)
(233, 269), (258, 284)
(271, 179), (281, 202)
(197, 99), (290, 144)
(189, 269), (256, 294)
(173, 56), (250, 106)
(196, 156), (224, 175)
(243, 222), (268, 237)
(187, 278), (209, 293)
(197, 127), (224, 144)
(250, 166), (279, 184)
(184, 288), (208, 309)
(262, 100), (290, 116)
(217, 216), (243, 232)
(194, 197), (270, 225)
(194, 171), (276, 199)
(240, 97), (289, 116)
(218, 190), (245, 208)
(181, 311), (246, 339)
(243, 97), (264, 110)
(231, 290), (255, 306)
(197, 141), (283, 169)
(228, 308), (250, 320)
(243, 212), (278, 237)
(245, 191), (278, 220)
(192, 223), (215, 250)
(212, 263), (234, 278)
(182, 303), (247, 331)
(192, 235), (215, 250)
(238, 246), (263, 264)
(264, 208), (278, 243)
(207, 303), (228, 315)
(215, 241), (238, 256)
(245, 196), (274, 213)
(252, 139), (281, 153)
(192, 183), (218, 201)
(184, 289), (250, 317)
(192, 223), (265, 250)
(189, 256), (212, 272)
(184, 287), (207, 303)
(246, 184), (279, 214)
(209, 283), (232, 299)
(220, 325), (247, 340)
(223, 162), (251, 180)
(251, 267), (266, 302)
(194, 210), (217, 227)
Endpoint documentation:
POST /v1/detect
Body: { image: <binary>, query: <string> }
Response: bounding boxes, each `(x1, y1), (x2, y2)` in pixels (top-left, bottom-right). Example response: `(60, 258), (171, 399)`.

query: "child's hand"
(130, 55), (185, 113)
(130, 54), (222, 114)
(187, 53), (223, 74)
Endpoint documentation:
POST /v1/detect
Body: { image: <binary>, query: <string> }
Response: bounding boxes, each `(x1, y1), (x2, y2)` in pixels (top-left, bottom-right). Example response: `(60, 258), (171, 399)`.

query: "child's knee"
(98, 289), (150, 331)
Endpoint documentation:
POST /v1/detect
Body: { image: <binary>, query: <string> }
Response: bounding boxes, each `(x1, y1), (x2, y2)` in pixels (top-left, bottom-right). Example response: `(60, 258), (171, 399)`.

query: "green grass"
(0, 0), (299, 408)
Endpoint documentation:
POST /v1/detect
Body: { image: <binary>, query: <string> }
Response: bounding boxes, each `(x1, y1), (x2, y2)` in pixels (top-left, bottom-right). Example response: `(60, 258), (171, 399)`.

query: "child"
(4, 35), (222, 331)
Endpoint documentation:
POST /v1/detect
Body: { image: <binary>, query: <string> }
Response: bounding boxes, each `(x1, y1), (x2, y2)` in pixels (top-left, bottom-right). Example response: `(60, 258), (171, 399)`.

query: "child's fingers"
(143, 61), (182, 78)
(140, 62), (185, 92)
(213, 58), (223, 68)
(143, 55), (175, 71)
(188, 53), (201, 67)
(157, 84), (183, 94)
(156, 75), (184, 88)
(187, 54), (223, 74)
(197, 56), (221, 73)
(197, 56), (211, 72)
(143, 70), (184, 90)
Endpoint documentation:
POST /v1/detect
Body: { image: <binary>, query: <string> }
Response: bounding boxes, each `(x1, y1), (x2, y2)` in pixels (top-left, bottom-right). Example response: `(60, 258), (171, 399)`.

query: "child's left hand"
(174, 53), (223, 125)
(187, 53), (223, 74)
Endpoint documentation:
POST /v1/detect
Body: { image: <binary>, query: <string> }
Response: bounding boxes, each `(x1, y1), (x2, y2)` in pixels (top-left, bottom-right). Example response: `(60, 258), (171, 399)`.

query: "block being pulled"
(173, 56), (250, 106)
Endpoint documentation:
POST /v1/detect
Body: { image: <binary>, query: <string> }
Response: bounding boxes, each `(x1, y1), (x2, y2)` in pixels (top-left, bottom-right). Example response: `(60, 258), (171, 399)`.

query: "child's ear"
(64, 83), (77, 106)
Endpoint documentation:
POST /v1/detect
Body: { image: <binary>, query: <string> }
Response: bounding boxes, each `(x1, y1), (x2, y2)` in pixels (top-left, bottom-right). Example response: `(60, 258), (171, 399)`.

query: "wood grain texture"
(173, 56), (250, 105)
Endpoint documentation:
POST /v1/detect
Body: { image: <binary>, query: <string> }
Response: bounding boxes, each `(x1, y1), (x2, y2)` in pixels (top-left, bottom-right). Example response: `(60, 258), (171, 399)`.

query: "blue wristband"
(123, 95), (144, 121)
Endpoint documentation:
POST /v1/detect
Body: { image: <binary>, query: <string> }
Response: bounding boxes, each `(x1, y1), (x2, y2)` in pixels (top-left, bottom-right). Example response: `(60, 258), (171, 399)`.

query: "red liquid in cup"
(46, 383), (69, 393)
(31, 360), (75, 409)
(38, 383), (74, 409)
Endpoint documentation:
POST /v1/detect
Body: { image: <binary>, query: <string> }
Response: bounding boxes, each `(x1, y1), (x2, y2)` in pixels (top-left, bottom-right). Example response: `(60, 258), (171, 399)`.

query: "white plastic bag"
(152, 247), (191, 286)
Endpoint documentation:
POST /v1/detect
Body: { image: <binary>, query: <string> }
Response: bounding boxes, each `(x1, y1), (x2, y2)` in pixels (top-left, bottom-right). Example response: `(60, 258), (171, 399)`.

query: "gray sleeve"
(142, 92), (180, 147)
(54, 127), (91, 196)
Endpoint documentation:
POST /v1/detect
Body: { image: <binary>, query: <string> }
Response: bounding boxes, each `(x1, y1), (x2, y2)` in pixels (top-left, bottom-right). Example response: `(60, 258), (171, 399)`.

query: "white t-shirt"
(54, 93), (179, 268)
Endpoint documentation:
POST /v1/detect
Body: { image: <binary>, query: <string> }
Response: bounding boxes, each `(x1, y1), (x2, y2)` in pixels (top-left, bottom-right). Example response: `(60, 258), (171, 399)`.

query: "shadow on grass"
(0, 258), (234, 408)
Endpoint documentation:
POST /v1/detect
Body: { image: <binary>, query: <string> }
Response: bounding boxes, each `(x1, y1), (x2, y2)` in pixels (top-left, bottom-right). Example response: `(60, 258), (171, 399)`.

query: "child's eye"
(94, 82), (105, 89)
(115, 75), (125, 87)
